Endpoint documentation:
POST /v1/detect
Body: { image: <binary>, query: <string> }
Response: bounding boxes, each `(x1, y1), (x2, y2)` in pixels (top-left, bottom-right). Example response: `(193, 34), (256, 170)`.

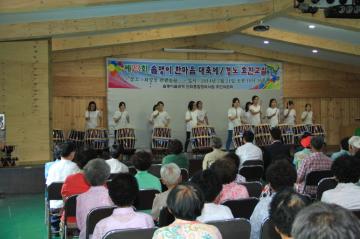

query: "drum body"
(278, 124), (294, 145)
(85, 128), (108, 150)
(191, 126), (216, 150)
(292, 124), (311, 145)
(310, 124), (325, 138)
(52, 129), (65, 145)
(68, 130), (85, 148)
(152, 127), (171, 150)
(232, 124), (252, 148)
(254, 124), (272, 146)
(115, 128), (135, 150)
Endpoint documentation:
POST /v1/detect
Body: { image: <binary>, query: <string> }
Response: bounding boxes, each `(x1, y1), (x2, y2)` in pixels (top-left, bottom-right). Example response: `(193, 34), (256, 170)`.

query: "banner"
(107, 58), (282, 90)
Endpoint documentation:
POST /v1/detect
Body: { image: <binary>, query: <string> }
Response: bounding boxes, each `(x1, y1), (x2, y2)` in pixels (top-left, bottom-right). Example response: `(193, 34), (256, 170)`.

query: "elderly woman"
(76, 158), (114, 239)
(162, 139), (189, 169)
(151, 163), (182, 220)
(152, 183), (222, 239)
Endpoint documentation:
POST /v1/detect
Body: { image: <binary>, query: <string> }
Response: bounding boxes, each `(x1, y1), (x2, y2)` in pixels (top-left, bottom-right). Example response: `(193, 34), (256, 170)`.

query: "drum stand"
(1, 145), (18, 167)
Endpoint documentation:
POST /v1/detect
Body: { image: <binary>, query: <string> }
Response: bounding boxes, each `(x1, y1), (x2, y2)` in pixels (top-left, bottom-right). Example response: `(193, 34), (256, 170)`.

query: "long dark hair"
(188, 101), (195, 111)
(88, 101), (97, 111)
(232, 98), (240, 107)
(119, 101), (126, 108)
(269, 98), (277, 107)
(245, 102), (252, 112)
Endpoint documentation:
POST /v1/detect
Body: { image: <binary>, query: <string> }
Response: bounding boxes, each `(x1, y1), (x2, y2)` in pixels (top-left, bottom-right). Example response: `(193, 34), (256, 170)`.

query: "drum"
(232, 124), (252, 148)
(310, 124), (325, 138)
(152, 127), (171, 150)
(85, 128), (109, 150)
(115, 128), (135, 150)
(292, 124), (311, 145)
(278, 124), (294, 145)
(191, 126), (216, 150)
(52, 129), (65, 145)
(254, 124), (272, 146)
(68, 130), (85, 148)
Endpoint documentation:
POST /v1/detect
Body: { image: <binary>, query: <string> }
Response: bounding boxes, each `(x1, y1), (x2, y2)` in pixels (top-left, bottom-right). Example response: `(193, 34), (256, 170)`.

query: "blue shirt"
(250, 194), (275, 239)
(331, 149), (349, 160)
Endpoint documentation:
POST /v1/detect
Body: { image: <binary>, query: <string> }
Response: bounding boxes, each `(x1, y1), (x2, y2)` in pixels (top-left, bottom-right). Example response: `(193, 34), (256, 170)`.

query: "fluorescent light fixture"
(263, 40), (270, 44)
(163, 48), (234, 54)
(312, 49), (319, 53)
(308, 24), (316, 29)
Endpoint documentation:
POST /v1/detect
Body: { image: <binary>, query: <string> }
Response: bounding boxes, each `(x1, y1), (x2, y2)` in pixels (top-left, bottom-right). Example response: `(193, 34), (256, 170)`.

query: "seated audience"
(292, 202), (360, 239)
(211, 159), (249, 204)
(76, 158), (113, 239)
(202, 137), (227, 170)
(106, 144), (129, 174)
(348, 136), (360, 156)
(151, 163), (182, 220)
(152, 183), (222, 239)
(162, 139), (189, 169)
(321, 155), (360, 209)
(235, 131), (263, 166)
(297, 136), (332, 195)
(269, 188), (308, 239)
(331, 137), (350, 160)
(293, 134), (312, 170)
(92, 173), (154, 239)
(250, 160), (297, 239)
(132, 150), (162, 192)
(45, 144), (61, 179)
(192, 169), (234, 222)
(224, 153), (246, 183)
(263, 127), (291, 171)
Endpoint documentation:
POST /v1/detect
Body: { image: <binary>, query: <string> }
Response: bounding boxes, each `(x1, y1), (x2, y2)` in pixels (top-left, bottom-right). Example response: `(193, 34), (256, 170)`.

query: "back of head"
(224, 153), (240, 170)
(167, 183), (205, 221)
(84, 158), (110, 186)
(332, 155), (360, 183)
(348, 136), (360, 154)
(73, 149), (97, 169)
(270, 127), (282, 141)
(110, 144), (124, 159)
(53, 144), (62, 161)
(212, 137), (222, 149)
(266, 160), (297, 192)
(310, 136), (324, 151)
(108, 173), (139, 207)
(210, 159), (237, 184)
(191, 169), (222, 203)
(292, 202), (360, 239)
(160, 163), (181, 186)
(168, 139), (183, 155)
(243, 130), (254, 143)
(269, 188), (308, 237)
(340, 137), (350, 151)
(60, 142), (76, 158)
(131, 150), (153, 171)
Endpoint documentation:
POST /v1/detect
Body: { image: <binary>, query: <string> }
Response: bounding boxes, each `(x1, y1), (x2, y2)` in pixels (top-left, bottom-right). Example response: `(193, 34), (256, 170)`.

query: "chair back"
(103, 227), (158, 239)
(148, 164), (162, 178)
(303, 170), (333, 194)
(240, 181), (263, 198)
(352, 210), (360, 220)
(207, 218), (251, 239)
(128, 166), (137, 175)
(260, 219), (281, 239)
(316, 177), (338, 200)
(189, 159), (203, 177)
(47, 182), (64, 201)
(158, 207), (175, 227)
(180, 168), (189, 182)
(222, 197), (259, 219)
(134, 189), (160, 210)
(242, 160), (264, 166)
(63, 195), (78, 223)
(239, 165), (264, 182)
(85, 206), (117, 239)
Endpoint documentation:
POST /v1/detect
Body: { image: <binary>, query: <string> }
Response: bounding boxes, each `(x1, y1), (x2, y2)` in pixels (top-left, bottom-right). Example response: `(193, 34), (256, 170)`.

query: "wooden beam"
(210, 41), (360, 74)
(241, 27), (360, 56)
(51, 15), (266, 51)
(0, 2), (273, 41)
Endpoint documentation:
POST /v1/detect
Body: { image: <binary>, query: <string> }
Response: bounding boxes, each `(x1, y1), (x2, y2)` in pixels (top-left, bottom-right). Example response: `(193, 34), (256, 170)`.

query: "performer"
(249, 95), (262, 126)
(149, 101), (170, 128)
(244, 101), (252, 124)
(196, 100), (208, 125)
(226, 97), (244, 151)
(283, 100), (296, 125)
(85, 101), (101, 129)
(266, 98), (280, 128)
(301, 103), (314, 125)
(185, 101), (198, 152)
(113, 101), (130, 129)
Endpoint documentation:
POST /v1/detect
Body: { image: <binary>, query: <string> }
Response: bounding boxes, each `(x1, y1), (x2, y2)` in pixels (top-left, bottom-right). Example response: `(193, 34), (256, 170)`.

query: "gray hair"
(84, 158), (110, 186)
(160, 163), (181, 186)
(212, 137), (222, 149)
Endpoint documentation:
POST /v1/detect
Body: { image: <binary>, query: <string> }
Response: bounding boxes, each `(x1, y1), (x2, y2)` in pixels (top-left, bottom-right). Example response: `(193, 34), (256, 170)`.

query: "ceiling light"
(263, 40), (270, 44)
(308, 24), (316, 29)
(312, 49), (318, 53)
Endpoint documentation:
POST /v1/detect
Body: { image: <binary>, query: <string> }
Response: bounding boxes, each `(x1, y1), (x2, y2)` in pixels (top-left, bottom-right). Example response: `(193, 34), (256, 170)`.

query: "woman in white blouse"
(266, 98), (280, 128)
(226, 97), (244, 151)
(85, 101), (101, 129)
(113, 101), (130, 129)
(283, 100), (296, 125)
(244, 101), (252, 124)
(196, 100), (208, 125)
(249, 95), (262, 126)
(185, 101), (198, 152)
(301, 103), (314, 125)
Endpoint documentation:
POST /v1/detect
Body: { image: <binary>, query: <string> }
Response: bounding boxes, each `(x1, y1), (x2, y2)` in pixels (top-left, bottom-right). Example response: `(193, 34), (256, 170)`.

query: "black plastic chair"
(148, 164), (162, 178)
(134, 189), (160, 211)
(158, 207), (175, 227)
(189, 159), (203, 177)
(316, 177), (338, 200)
(303, 170), (333, 196)
(180, 168), (189, 182)
(46, 182), (64, 239)
(208, 218), (251, 239)
(222, 197), (259, 219)
(242, 160), (264, 166)
(128, 167), (137, 176)
(239, 165), (264, 182)
(240, 181), (263, 198)
(85, 206), (117, 239)
(260, 219), (281, 239)
(62, 194), (78, 239)
(103, 227), (158, 239)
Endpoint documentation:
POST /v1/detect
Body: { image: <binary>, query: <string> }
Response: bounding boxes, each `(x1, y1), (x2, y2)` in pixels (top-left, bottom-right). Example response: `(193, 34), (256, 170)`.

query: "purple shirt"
(76, 186), (114, 239)
(92, 207), (155, 239)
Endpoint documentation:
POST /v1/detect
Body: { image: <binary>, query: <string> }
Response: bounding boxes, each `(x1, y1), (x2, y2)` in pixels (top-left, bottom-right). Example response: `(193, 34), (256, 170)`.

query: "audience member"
(211, 159), (249, 204)
(292, 202), (360, 239)
(152, 183), (222, 239)
(348, 136), (360, 156)
(202, 137), (227, 170)
(223, 153), (246, 183)
(162, 139), (189, 169)
(321, 155), (360, 209)
(106, 144), (129, 174)
(293, 134), (312, 170)
(151, 163), (182, 220)
(132, 150), (162, 192)
(192, 169), (234, 222)
(297, 136), (332, 195)
(331, 137), (350, 160)
(269, 188), (308, 239)
(76, 158), (113, 239)
(235, 131), (263, 166)
(250, 160), (297, 239)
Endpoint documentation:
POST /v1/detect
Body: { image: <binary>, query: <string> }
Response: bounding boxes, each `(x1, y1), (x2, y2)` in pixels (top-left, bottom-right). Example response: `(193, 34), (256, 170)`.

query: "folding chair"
(134, 189), (160, 211)
(240, 181), (263, 198)
(103, 227), (158, 239)
(62, 194), (78, 239)
(148, 164), (162, 178)
(208, 218), (251, 239)
(260, 218), (281, 239)
(85, 206), (117, 239)
(316, 177), (338, 200)
(46, 182), (64, 239)
(189, 159), (203, 177)
(158, 207), (175, 227)
(239, 165), (264, 182)
(222, 197), (259, 219)
(242, 160), (264, 167)
(180, 168), (189, 182)
(303, 170), (333, 198)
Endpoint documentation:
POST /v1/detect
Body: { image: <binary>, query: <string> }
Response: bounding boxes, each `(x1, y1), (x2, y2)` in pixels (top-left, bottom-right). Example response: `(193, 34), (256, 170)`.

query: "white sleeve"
(85, 111), (89, 118)
(301, 111), (306, 120)
(266, 108), (271, 117)
(284, 109), (288, 116)
(228, 108), (234, 117)
(165, 112), (170, 120)
(185, 111), (191, 120)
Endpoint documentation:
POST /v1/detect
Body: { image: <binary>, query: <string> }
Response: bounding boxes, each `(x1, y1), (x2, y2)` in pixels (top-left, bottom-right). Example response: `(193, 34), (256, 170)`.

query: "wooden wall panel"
(0, 40), (51, 165)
